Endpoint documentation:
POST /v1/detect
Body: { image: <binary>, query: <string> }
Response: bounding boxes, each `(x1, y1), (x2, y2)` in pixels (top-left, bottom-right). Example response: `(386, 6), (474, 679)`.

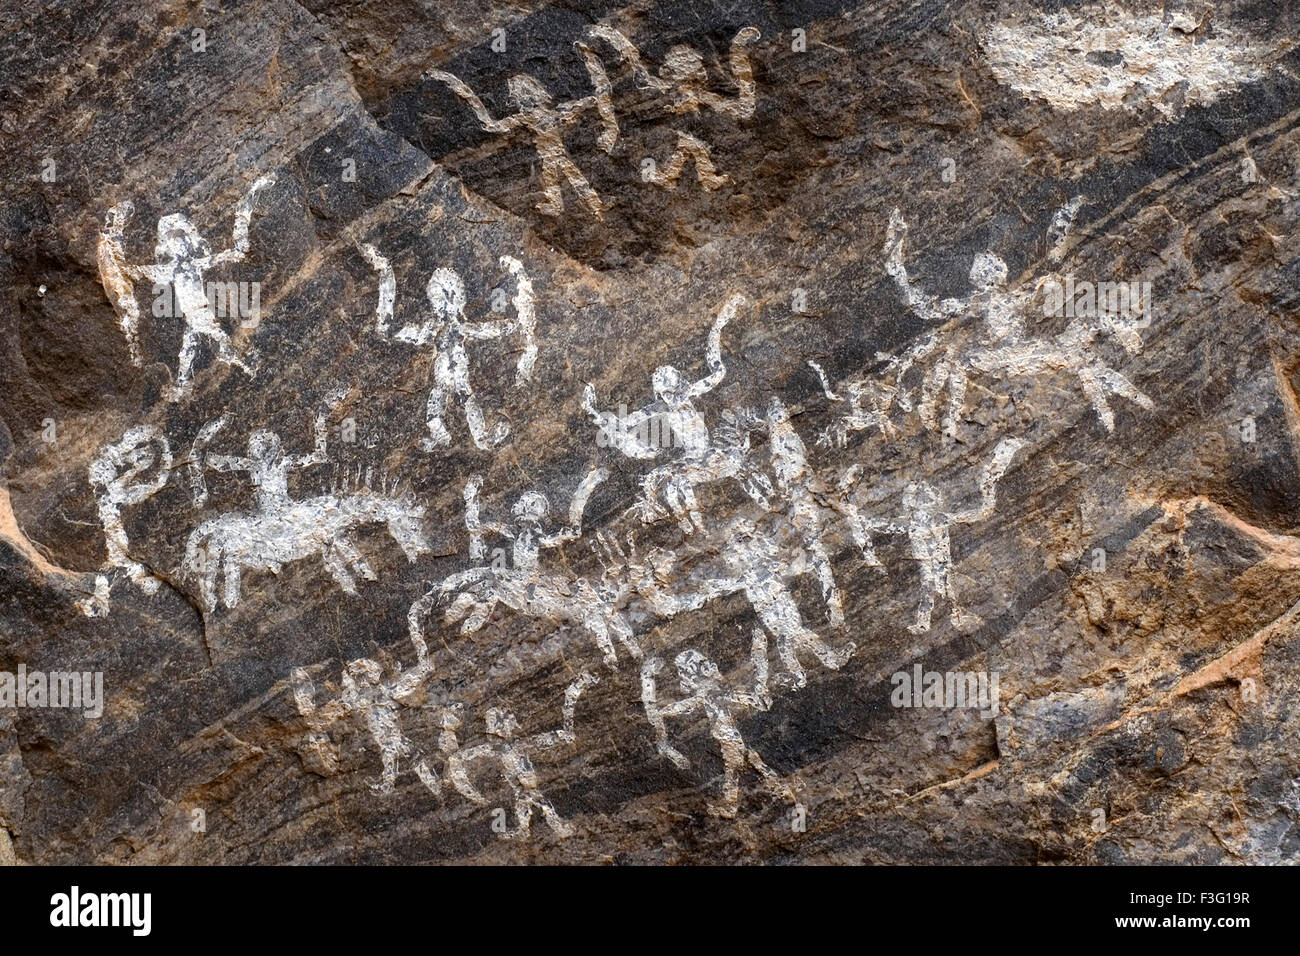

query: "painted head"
(969, 251), (1008, 293)
(511, 491), (550, 524)
(155, 213), (209, 262)
(485, 707), (521, 739)
(426, 268), (466, 320)
(674, 648), (720, 691)
(344, 658), (384, 687)
(104, 202), (133, 238)
(247, 429), (281, 462)
(661, 45), (707, 89)
(652, 365), (687, 407)
(902, 481), (940, 513)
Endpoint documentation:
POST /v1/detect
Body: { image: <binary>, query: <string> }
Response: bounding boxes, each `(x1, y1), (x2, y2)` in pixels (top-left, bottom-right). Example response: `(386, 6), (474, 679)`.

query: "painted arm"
(583, 384), (660, 459)
(530, 672), (600, 749)
(702, 26), (760, 119)
(885, 209), (966, 322)
(541, 467), (608, 548)
(586, 25), (667, 92)
(206, 453), (252, 473)
(389, 662), (433, 702)
(500, 255), (537, 384)
(464, 479), (513, 563)
(361, 244), (397, 338)
(445, 746), (492, 805)
(187, 416), (227, 507)
(461, 316), (517, 341)
(206, 175), (274, 267)
(734, 628), (772, 711)
(293, 389), (346, 469)
(427, 69), (520, 135)
(950, 438), (1024, 524)
(687, 295), (740, 399)
(98, 203), (146, 366)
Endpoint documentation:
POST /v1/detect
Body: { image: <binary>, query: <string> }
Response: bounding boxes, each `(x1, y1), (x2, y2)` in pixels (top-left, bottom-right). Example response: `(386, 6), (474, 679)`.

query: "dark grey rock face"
(0, 0), (1297, 864)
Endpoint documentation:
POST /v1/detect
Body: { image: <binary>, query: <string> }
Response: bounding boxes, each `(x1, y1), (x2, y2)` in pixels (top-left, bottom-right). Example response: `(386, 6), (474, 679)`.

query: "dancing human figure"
(641, 633), (794, 818)
(98, 176), (273, 400)
(588, 25), (760, 190)
(427, 46), (617, 217)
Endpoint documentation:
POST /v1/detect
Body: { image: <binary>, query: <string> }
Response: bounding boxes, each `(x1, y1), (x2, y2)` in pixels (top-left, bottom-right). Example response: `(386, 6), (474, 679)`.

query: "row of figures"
(427, 25), (760, 217)
(291, 611), (796, 830)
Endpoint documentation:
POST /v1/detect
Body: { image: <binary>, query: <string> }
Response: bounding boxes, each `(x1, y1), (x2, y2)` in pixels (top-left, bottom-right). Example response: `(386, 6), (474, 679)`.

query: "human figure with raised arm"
(583, 294), (748, 532)
(846, 437), (1024, 633)
(365, 247), (535, 451)
(427, 44), (617, 217)
(444, 673), (599, 838)
(204, 388), (345, 514)
(98, 176), (273, 400)
(641, 632), (794, 818)
(291, 647), (438, 796)
(886, 209), (1152, 435)
(587, 25), (760, 190)
(79, 425), (174, 616)
(431, 468), (640, 666)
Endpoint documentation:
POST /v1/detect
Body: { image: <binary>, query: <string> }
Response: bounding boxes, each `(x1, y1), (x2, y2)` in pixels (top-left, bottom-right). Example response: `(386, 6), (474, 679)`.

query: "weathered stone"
(0, 0), (1297, 864)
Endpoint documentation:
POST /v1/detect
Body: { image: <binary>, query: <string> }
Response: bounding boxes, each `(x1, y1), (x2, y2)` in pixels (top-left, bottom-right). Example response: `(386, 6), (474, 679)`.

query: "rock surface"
(0, 0), (1298, 864)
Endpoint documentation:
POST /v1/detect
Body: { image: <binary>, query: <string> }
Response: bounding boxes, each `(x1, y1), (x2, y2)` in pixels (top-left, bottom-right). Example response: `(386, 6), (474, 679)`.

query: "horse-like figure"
(184, 491), (429, 611)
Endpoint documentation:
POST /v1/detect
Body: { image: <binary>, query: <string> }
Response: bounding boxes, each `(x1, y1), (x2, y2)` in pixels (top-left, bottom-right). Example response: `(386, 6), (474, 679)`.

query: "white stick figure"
(641, 632), (794, 818)
(99, 177), (273, 400)
(765, 397), (844, 628)
(80, 425), (173, 616)
(365, 247), (535, 451)
(427, 44), (617, 218)
(292, 650), (438, 796)
(847, 437), (1024, 633)
(584, 294), (757, 532)
(588, 25), (759, 190)
(445, 673), (599, 838)
(885, 209), (1152, 435)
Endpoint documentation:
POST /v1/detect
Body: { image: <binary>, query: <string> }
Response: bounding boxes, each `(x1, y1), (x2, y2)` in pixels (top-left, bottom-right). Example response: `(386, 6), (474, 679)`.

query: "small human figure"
(292, 650), (438, 795)
(444, 673), (599, 838)
(433, 468), (639, 666)
(587, 25), (760, 190)
(99, 177), (273, 400)
(885, 209), (1152, 435)
(80, 425), (173, 616)
(814, 335), (940, 447)
(205, 389), (345, 513)
(427, 45), (618, 217)
(584, 294), (755, 532)
(719, 515), (855, 689)
(847, 437), (1024, 633)
(641, 633), (794, 818)
(365, 247), (535, 451)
